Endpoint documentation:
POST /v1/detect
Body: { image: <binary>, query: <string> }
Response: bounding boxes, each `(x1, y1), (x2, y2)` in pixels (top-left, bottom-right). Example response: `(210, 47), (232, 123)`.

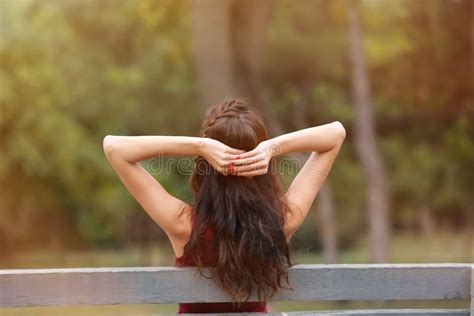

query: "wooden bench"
(1, 264), (473, 315)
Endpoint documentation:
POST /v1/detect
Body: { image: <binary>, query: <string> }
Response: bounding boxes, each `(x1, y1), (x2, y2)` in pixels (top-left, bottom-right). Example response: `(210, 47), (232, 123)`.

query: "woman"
(103, 98), (345, 313)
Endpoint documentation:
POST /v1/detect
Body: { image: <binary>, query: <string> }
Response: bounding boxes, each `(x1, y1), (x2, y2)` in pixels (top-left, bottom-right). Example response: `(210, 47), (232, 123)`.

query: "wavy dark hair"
(182, 98), (293, 304)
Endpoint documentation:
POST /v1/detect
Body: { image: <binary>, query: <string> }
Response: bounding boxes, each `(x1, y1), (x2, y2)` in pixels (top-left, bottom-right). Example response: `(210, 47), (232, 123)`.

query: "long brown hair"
(183, 98), (293, 304)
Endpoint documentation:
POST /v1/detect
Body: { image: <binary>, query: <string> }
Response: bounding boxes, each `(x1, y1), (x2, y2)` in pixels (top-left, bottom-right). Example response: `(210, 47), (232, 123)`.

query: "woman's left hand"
(199, 138), (244, 175)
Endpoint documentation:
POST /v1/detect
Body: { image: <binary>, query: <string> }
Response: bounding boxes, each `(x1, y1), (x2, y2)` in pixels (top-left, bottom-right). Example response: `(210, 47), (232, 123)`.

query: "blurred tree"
(233, 0), (285, 135)
(191, 0), (236, 107)
(347, 1), (391, 263)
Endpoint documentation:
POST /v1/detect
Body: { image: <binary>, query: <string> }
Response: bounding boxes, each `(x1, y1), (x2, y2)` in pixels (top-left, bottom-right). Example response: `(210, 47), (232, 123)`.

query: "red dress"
(174, 224), (268, 313)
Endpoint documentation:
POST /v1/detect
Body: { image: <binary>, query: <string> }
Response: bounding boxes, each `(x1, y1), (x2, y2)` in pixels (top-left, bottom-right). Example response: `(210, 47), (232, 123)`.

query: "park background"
(0, 0), (473, 314)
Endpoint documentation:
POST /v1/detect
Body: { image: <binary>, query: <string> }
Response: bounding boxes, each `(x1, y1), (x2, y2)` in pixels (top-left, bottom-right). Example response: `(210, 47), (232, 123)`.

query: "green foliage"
(0, 0), (197, 247)
(0, 0), (471, 250)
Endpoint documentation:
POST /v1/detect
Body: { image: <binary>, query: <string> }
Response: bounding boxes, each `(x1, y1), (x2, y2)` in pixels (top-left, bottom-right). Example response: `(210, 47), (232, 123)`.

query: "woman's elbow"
(103, 135), (120, 158)
(333, 121), (346, 142)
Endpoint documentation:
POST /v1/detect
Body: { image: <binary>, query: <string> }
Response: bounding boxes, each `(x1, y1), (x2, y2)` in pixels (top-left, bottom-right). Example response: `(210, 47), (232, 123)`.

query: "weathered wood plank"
(0, 264), (471, 307)
(177, 310), (470, 316)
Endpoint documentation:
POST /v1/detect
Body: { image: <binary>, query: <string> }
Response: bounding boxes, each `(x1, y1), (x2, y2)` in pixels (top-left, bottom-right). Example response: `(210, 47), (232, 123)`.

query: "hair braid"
(202, 98), (252, 137)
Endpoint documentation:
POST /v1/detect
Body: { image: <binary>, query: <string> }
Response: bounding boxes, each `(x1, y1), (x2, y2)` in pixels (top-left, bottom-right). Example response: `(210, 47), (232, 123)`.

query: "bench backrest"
(1, 264), (472, 315)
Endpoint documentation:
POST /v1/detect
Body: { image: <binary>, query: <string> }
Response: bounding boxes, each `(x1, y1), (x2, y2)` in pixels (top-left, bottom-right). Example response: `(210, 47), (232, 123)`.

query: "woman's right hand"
(199, 138), (244, 175)
(230, 140), (280, 177)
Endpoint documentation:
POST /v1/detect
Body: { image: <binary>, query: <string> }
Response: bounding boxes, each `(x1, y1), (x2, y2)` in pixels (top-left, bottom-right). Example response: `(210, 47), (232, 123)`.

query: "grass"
(1, 231), (472, 315)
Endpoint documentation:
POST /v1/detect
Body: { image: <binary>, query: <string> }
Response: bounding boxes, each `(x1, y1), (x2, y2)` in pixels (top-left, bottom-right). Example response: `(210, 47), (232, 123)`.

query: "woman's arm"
(268, 121), (346, 157)
(104, 136), (203, 163)
(231, 121), (346, 239)
(103, 135), (242, 241)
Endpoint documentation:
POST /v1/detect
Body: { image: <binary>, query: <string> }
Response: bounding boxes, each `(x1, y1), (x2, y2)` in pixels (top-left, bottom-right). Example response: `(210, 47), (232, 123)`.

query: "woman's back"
(174, 223), (267, 313)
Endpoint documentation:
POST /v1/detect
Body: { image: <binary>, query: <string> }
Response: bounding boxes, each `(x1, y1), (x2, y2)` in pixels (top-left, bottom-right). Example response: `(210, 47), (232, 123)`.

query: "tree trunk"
(316, 184), (338, 263)
(233, 0), (284, 136)
(191, 0), (237, 108)
(347, 3), (391, 263)
(417, 206), (435, 235)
